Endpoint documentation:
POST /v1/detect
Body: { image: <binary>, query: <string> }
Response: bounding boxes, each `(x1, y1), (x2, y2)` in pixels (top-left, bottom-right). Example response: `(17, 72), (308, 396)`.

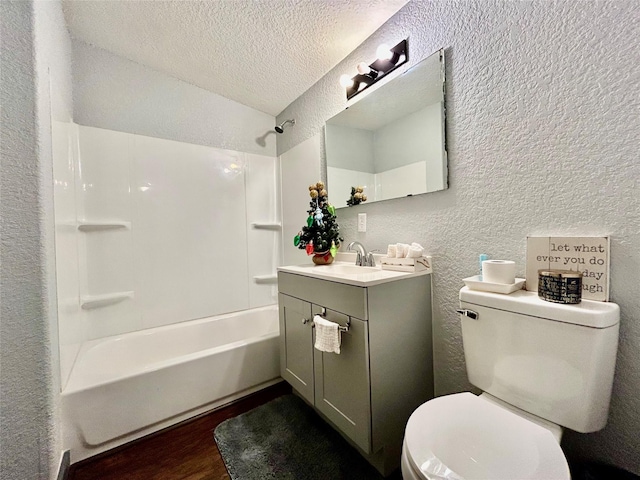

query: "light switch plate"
(358, 213), (367, 232)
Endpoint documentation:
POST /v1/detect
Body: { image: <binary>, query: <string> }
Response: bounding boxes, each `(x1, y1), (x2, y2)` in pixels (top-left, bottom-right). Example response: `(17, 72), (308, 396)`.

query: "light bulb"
(376, 43), (392, 60)
(356, 62), (371, 75)
(339, 74), (353, 88)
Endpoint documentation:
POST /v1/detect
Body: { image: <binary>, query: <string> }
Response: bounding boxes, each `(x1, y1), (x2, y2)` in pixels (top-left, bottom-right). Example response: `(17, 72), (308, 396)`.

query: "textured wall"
(72, 39), (277, 157)
(1, 0), (72, 478)
(34, 1), (74, 477)
(278, 0), (640, 474)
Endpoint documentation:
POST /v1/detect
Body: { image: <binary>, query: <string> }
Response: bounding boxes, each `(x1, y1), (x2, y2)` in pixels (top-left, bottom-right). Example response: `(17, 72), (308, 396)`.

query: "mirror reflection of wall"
(326, 49), (447, 208)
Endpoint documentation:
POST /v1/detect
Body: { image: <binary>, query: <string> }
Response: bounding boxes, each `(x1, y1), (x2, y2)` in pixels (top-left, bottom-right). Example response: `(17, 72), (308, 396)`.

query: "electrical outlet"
(358, 213), (367, 232)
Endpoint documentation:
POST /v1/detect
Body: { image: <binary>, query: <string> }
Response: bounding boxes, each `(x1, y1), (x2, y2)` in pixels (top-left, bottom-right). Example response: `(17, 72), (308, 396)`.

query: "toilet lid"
(404, 392), (570, 480)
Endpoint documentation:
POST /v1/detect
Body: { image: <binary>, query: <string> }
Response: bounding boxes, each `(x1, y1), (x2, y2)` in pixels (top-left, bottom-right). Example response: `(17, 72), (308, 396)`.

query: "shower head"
(275, 119), (295, 133)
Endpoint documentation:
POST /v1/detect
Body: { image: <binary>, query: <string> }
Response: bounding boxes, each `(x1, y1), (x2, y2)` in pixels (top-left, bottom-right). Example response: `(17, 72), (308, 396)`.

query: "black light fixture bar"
(345, 39), (409, 100)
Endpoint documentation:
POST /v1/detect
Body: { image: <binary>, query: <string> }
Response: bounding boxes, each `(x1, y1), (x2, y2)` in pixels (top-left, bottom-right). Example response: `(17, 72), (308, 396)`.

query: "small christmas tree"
(294, 181), (342, 259)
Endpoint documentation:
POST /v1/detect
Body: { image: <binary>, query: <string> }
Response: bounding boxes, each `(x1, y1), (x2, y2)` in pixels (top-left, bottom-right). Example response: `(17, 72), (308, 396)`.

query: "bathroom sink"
(323, 264), (380, 275)
(278, 254), (429, 287)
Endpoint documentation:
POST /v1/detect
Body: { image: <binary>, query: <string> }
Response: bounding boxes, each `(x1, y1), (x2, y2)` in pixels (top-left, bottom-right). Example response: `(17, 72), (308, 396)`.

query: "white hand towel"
(314, 315), (341, 354)
(387, 244), (397, 258)
(407, 245), (424, 258)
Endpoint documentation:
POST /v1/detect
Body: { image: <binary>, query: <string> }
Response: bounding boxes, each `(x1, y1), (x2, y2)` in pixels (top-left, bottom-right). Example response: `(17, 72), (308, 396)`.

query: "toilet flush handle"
(456, 309), (478, 320)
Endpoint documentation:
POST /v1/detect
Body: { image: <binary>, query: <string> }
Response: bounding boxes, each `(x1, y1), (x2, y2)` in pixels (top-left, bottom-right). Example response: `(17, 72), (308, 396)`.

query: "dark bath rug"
(214, 394), (384, 479)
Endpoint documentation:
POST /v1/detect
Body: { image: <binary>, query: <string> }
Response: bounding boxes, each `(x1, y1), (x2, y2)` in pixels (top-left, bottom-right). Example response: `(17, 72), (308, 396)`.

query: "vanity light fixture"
(340, 39), (408, 100)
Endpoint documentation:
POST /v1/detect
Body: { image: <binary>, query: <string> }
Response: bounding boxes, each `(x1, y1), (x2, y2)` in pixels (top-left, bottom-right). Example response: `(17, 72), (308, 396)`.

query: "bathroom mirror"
(325, 49), (447, 208)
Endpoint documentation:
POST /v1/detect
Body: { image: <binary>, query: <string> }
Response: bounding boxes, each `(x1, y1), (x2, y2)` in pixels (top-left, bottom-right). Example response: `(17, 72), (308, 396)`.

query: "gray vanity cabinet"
(279, 294), (314, 404)
(279, 293), (371, 452)
(311, 306), (371, 454)
(278, 270), (433, 476)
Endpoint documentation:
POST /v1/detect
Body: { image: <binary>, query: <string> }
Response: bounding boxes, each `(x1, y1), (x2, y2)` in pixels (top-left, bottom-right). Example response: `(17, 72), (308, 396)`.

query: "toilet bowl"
(401, 392), (570, 480)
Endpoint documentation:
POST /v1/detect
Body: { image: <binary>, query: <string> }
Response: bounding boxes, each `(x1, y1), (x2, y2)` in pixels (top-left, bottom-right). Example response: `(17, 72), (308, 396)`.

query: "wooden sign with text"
(526, 236), (610, 301)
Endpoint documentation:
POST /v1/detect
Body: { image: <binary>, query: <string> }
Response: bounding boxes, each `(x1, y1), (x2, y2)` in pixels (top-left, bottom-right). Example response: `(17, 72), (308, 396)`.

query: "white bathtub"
(62, 305), (280, 462)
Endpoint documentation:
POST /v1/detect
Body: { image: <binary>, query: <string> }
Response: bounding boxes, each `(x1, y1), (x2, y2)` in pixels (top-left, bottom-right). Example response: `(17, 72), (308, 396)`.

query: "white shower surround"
(53, 123), (281, 387)
(62, 305), (280, 462)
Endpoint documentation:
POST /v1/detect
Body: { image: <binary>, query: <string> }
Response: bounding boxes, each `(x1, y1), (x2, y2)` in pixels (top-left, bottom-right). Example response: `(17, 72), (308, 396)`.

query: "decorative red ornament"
(306, 242), (314, 255)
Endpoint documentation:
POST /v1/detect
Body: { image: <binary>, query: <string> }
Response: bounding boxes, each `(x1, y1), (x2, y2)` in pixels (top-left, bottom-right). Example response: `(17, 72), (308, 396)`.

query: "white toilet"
(402, 287), (620, 480)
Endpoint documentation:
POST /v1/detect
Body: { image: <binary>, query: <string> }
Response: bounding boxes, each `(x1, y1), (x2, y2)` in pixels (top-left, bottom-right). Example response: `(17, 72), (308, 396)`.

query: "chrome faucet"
(347, 241), (376, 267)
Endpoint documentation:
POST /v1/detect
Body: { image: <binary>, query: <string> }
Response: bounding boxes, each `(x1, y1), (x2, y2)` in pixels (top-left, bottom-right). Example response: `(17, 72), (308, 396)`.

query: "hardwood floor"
(68, 382), (292, 480)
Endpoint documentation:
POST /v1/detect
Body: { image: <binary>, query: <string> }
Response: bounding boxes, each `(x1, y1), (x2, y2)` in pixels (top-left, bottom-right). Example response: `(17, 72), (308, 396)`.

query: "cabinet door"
(313, 307), (372, 453)
(279, 294), (314, 404)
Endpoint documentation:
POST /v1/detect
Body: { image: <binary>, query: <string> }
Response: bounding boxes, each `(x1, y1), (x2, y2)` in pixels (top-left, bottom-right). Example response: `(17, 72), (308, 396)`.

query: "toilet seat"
(404, 392), (570, 480)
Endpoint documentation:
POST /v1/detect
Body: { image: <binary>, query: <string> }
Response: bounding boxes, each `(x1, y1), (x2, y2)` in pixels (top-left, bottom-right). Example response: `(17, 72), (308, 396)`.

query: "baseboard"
(57, 450), (70, 480)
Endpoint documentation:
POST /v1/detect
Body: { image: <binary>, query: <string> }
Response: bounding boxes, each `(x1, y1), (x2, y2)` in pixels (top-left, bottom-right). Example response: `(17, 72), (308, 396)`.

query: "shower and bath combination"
(275, 119), (295, 133)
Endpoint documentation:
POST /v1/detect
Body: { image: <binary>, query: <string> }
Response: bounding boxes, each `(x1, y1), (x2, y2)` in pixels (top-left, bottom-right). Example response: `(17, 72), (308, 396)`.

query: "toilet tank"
(459, 287), (619, 433)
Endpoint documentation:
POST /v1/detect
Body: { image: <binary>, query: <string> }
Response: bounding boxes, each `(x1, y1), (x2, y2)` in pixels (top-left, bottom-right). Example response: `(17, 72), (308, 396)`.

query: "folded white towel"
(411, 242), (424, 250)
(396, 243), (410, 258)
(314, 315), (341, 354)
(387, 244), (397, 258)
(407, 245), (424, 258)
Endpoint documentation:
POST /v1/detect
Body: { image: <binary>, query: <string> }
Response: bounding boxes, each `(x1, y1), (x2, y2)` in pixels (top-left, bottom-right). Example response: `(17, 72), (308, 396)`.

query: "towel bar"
(313, 308), (350, 333)
(311, 321), (350, 333)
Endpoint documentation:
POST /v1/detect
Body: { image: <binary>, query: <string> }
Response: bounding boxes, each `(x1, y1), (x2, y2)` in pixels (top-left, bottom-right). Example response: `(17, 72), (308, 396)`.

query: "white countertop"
(278, 252), (431, 287)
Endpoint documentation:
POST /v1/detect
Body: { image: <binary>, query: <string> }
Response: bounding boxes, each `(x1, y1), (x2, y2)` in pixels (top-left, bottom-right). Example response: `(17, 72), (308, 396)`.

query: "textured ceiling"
(62, 0), (408, 116)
